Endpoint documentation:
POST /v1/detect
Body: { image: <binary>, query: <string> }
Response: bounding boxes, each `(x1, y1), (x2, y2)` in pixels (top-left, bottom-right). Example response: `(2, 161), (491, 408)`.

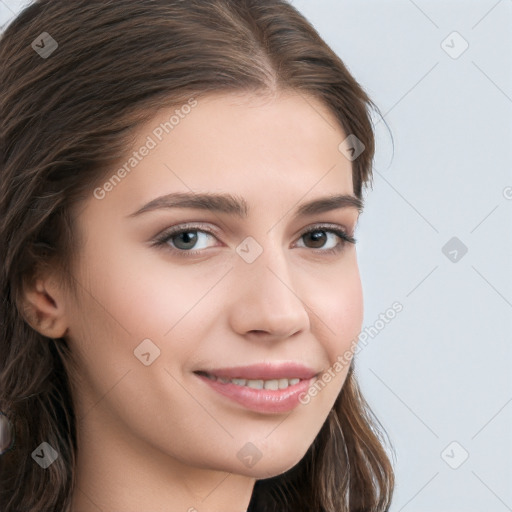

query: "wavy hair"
(0, 1), (394, 510)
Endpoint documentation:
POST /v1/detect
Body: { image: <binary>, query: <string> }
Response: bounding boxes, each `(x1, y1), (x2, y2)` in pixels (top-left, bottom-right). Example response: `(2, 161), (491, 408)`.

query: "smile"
(193, 363), (319, 414)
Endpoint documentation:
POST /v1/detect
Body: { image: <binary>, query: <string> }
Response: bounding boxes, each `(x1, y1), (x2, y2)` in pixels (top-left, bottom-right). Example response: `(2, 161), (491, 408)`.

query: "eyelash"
(151, 223), (356, 258)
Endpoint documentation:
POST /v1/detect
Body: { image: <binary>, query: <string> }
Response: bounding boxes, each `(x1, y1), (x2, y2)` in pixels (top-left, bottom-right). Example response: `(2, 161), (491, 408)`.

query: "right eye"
(151, 224), (220, 256)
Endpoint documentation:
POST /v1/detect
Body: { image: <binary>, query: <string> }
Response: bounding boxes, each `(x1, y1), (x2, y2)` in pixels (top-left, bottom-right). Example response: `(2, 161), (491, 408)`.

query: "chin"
(231, 445), (310, 479)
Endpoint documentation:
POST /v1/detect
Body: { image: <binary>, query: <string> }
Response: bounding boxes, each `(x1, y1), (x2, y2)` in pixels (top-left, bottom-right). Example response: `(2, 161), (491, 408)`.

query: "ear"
(21, 274), (69, 339)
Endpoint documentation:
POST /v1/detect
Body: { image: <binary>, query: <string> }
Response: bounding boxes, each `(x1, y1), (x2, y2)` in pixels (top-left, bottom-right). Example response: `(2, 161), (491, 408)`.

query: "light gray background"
(2, 1), (511, 511)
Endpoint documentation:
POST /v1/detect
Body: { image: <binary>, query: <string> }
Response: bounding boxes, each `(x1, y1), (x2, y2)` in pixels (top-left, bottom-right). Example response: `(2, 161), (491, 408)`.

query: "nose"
(227, 241), (311, 341)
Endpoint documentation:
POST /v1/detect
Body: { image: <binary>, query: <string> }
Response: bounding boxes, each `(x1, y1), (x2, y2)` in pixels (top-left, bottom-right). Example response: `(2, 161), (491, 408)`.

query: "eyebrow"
(126, 191), (364, 218)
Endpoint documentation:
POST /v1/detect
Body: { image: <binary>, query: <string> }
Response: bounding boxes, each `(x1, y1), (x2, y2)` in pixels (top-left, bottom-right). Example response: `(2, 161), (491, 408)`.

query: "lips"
(194, 362), (318, 380)
(193, 362), (319, 414)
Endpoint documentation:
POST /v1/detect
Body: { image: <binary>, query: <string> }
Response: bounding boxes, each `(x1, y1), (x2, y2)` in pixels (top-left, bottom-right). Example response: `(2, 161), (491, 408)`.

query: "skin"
(25, 91), (364, 512)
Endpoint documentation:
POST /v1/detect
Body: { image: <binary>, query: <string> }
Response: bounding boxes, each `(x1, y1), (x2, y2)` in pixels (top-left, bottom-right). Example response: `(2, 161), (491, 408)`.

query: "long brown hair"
(0, 1), (394, 510)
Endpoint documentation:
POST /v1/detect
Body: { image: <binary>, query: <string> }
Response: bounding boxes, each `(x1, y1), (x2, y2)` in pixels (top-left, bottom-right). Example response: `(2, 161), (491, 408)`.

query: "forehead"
(91, 91), (355, 216)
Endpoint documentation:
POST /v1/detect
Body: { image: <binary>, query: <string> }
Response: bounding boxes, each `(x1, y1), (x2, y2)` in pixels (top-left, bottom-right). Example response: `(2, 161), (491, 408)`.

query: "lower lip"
(195, 374), (314, 414)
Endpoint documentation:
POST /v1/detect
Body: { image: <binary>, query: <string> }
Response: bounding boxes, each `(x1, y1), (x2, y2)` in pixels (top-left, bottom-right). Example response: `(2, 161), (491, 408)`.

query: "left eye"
(296, 228), (351, 250)
(152, 224), (356, 255)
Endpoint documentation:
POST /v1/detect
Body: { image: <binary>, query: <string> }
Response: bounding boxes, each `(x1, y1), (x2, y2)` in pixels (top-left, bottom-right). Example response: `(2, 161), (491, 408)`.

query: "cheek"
(293, 273), (362, 424)
(66, 241), (234, 410)
(74, 237), (227, 341)
(311, 262), (364, 357)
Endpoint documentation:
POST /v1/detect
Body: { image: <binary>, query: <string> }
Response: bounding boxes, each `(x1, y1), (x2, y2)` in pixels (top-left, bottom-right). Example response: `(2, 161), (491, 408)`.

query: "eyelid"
(297, 221), (354, 238)
(160, 222), (222, 237)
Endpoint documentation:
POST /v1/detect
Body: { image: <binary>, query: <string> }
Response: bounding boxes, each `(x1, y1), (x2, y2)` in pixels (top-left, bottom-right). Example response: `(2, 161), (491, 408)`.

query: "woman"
(0, 1), (394, 510)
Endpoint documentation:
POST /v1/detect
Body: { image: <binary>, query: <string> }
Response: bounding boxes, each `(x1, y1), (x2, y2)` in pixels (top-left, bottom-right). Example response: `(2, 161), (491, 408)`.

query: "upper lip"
(195, 362), (318, 380)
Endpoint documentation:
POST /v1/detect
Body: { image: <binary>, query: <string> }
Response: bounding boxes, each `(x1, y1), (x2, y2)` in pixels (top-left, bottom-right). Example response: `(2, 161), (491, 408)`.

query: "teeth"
(205, 373), (302, 389)
(264, 379), (279, 390)
(278, 378), (289, 389)
(246, 379), (264, 389)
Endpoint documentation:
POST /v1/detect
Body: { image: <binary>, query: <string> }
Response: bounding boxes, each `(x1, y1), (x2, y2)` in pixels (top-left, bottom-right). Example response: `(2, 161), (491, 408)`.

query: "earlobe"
(21, 277), (69, 339)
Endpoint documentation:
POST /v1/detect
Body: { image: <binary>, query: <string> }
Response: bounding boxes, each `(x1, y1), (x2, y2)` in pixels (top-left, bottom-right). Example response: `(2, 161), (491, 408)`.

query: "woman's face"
(63, 91), (363, 480)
